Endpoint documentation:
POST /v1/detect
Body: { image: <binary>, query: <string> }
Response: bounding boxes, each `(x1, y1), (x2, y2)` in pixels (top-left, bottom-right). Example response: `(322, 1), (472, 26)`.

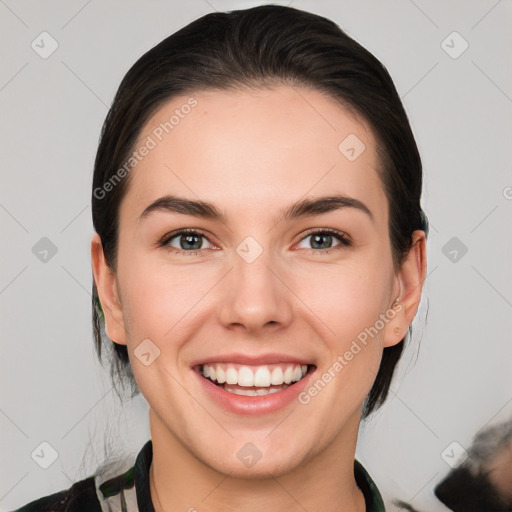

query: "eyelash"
(158, 227), (352, 256)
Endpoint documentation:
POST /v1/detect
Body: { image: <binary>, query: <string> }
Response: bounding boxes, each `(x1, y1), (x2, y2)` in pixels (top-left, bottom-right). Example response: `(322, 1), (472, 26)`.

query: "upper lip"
(191, 353), (315, 368)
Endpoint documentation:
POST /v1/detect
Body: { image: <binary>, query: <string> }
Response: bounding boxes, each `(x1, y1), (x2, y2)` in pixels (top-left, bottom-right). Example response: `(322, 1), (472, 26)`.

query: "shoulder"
(11, 442), (147, 512)
(10, 476), (101, 512)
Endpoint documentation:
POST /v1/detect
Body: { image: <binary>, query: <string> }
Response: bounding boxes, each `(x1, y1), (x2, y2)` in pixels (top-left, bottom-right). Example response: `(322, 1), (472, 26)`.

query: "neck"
(148, 408), (366, 512)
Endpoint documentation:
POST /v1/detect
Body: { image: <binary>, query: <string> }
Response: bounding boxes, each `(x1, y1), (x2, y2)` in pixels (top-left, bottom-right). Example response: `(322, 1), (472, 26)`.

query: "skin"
(91, 85), (427, 512)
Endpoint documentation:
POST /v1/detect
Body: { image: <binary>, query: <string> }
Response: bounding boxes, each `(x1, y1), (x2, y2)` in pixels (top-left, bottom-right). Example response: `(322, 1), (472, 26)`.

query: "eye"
(158, 228), (351, 256)
(160, 229), (215, 254)
(296, 229), (351, 252)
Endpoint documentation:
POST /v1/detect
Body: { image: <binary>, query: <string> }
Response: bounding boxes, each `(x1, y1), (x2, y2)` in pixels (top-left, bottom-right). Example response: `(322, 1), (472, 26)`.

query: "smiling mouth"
(197, 362), (315, 396)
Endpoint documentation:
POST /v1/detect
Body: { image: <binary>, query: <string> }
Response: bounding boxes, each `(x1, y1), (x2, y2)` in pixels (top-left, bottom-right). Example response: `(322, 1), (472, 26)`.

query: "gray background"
(1, 1), (511, 510)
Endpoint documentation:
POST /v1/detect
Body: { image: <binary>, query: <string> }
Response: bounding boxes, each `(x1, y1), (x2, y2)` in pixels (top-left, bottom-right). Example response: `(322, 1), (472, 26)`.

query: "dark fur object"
(434, 418), (512, 511)
(392, 417), (512, 511)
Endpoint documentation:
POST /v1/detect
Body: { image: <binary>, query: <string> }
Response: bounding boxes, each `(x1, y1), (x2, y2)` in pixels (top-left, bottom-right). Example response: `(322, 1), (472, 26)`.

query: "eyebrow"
(138, 194), (374, 224)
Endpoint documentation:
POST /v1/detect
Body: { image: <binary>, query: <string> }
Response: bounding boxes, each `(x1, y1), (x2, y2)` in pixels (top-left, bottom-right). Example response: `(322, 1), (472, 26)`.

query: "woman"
(13, 4), (427, 511)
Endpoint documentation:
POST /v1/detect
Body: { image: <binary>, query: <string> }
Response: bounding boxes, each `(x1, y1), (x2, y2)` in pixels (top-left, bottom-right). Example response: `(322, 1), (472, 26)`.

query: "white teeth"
(200, 362), (309, 388)
(238, 366), (254, 387)
(254, 367), (271, 387)
(225, 367), (238, 385)
(216, 366), (226, 384)
(225, 386), (286, 396)
(229, 387), (258, 396)
(292, 366), (302, 382)
(270, 367), (283, 385)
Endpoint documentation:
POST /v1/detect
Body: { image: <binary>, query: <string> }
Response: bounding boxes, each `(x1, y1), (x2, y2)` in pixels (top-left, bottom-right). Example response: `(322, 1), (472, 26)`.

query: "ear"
(91, 232), (127, 345)
(383, 230), (427, 348)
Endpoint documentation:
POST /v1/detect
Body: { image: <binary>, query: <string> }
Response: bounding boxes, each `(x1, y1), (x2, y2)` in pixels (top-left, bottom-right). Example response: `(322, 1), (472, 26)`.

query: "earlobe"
(90, 233), (127, 345)
(383, 230), (427, 348)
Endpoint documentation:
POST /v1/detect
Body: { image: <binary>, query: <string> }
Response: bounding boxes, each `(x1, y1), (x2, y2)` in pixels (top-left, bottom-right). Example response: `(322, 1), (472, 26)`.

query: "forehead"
(121, 86), (387, 224)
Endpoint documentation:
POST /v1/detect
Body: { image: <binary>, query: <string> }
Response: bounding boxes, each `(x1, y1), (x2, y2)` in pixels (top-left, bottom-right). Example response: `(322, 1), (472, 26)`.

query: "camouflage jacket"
(11, 440), (386, 511)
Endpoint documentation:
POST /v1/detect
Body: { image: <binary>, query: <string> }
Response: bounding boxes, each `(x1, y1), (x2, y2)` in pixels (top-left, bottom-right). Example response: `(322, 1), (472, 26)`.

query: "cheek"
(116, 249), (219, 342)
(294, 257), (393, 346)
(294, 262), (391, 410)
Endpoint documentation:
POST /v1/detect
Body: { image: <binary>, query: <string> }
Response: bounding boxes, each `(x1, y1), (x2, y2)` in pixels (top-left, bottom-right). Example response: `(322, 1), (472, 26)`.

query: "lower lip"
(195, 367), (315, 416)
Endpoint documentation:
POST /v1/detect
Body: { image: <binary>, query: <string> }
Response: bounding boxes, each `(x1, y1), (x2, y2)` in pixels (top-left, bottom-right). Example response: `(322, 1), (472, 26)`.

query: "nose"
(217, 246), (294, 334)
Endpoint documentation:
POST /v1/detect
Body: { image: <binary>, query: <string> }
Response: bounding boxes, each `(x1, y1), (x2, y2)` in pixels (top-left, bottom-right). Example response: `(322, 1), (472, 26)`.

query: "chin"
(199, 442), (308, 479)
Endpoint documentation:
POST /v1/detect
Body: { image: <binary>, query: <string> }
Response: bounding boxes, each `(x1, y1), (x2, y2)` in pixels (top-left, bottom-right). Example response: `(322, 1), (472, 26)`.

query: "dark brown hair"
(91, 4), (428, 419)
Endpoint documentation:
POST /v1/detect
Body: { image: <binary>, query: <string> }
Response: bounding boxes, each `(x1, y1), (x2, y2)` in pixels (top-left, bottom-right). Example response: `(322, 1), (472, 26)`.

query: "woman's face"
(94, 85), (424, 477)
